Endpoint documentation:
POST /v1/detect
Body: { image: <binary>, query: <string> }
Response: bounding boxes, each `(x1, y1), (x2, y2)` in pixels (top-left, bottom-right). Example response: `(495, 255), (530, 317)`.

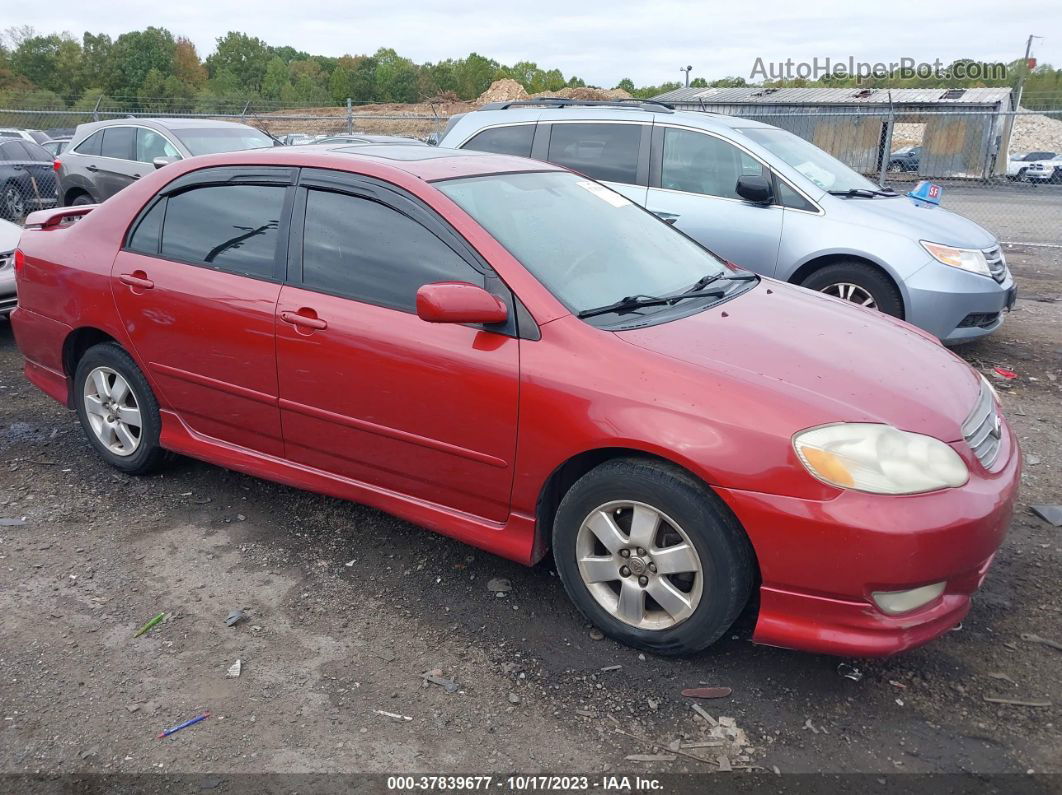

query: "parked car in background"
(40, 137), (72, 157)
(1027, 154), (1062, 184)
(281, 133), (317, 145)
(441, 99), (1015, 343)
(57, 118), (278, 205)
(313, 134), (428, 146)
(0, 139), (59, 221)
(0, 217), (19, 315)
(0, 128), (50, 145)
(11, 145), (1020, 657)
(1007, 151), (1057, 180)
(887, 145), (921, 172)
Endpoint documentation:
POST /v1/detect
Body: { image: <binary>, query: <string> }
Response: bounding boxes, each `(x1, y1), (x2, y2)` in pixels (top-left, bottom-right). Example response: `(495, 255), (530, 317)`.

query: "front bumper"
(902, 257), (1015, 344)
(717, 420), (1020, 657)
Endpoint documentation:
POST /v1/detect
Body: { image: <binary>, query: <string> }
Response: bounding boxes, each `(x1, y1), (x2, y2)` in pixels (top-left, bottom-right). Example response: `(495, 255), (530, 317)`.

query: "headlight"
(793, 423), (969, 494)
(921, 241), (992, 278)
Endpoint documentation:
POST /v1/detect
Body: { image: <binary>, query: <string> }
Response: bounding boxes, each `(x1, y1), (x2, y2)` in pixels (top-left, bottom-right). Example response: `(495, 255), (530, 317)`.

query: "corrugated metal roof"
(654, 86), (1013, 106)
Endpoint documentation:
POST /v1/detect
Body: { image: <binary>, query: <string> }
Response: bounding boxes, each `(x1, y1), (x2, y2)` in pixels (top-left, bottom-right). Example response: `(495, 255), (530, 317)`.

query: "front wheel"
(800, 261), (904, 318)
(552, 459), (755, 656)
(74, 343), (169, 475)
(1, 184), (26, 221)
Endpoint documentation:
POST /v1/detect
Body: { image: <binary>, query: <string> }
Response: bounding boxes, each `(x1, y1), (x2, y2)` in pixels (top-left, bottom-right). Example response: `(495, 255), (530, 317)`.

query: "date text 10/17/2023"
(386, 775), (665, 791)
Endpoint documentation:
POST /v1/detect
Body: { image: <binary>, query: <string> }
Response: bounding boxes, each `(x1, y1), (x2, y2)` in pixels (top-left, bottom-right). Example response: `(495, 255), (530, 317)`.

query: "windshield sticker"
(577, 180), (631, 208)
(795, 162), (836, 190)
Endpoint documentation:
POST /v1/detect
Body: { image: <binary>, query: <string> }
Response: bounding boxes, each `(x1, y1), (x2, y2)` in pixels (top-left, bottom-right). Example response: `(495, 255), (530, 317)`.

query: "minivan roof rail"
(478, 97), (675, 113)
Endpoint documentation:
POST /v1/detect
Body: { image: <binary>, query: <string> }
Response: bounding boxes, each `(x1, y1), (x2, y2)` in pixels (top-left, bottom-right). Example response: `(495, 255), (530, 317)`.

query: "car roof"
(462, 102), (776, 132)
(179, 143), (564, 182)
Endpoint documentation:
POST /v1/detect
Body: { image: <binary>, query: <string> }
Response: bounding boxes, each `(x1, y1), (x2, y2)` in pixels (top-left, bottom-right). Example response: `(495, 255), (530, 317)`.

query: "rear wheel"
(801, 261), (904, 318)
(71, 193), (94, 206)
(552, 458), (754, 656)
(74, 343), (169, 475)
(1, 183), (25, 221)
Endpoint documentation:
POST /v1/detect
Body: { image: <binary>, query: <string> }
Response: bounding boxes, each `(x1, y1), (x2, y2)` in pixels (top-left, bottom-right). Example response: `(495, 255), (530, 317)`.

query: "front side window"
(301, 189), (480, 311)
(160, 184), (285, 278)
(661, 128), (767, 199)
(463, 125), (534, 157)
(74, 131), (103, 156)
(136, 129), (180, 163)
(546, 123), (643, 185)
(100, 126), (135, 160)
(436, 171), (727, 317)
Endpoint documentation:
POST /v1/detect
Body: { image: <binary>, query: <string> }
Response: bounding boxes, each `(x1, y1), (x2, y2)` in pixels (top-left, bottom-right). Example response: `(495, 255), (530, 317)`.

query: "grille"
(962, 382), (1002, 469)
(983, 246), (1007, 284)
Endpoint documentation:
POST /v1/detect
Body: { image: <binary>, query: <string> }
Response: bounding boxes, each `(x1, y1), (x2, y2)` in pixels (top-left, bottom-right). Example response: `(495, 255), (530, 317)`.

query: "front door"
(275, 174), (520, 521)
(111, 168), (294, 455)
(647, 126), (783, 275)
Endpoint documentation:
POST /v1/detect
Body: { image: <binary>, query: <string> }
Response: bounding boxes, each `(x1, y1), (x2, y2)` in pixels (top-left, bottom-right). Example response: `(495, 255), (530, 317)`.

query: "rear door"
(14, 141), (59, 208)
(96, 126), (142, 199)
(646, 125), (783, 274)
(274, 170), (520, 521)
(111, 166), (295, 455)
(541, 121), (649, 205)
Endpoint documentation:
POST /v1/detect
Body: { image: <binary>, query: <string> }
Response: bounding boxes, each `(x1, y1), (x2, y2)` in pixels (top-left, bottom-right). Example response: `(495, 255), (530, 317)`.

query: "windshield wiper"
(828, 187), (898, 198)
(683, 271), (758, 293)
(577, 288), (727, 319)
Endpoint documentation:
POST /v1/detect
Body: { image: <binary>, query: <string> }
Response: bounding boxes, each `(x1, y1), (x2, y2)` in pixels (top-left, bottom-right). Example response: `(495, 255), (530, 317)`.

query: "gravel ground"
(0, 249), (1060, 781)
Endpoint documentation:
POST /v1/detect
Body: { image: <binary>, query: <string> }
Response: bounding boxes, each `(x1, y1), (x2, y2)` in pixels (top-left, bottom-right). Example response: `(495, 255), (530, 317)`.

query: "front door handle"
(86, 165), (98, 172)
(119, 272), (154, 290)
(281, 310), (327, 331)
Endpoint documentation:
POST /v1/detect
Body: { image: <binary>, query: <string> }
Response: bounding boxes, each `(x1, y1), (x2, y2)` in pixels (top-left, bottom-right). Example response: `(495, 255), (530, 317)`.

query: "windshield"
(742, 128), (878, 193)
(435, 171), (728, 316)
(175, 127), (275, 156)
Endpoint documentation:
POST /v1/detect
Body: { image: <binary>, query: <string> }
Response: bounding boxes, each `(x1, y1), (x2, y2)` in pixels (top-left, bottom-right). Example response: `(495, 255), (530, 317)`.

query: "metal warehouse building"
(652, 86), (1015, 179)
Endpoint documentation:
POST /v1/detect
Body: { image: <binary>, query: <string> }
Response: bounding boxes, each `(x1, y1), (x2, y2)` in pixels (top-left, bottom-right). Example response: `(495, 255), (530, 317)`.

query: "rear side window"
(0, 141), (23, 161)
(661, 128), (767, 200)
(463, 125), (534, 157)
(160, 184), (286, 279)
(127, 200), (166, 254)
(100, 127), (135, 160)
(74, 131), (103, 156)
(22, 142), (52, 162)
(301, 188), (481, 311)
(547, 123), (643, 184)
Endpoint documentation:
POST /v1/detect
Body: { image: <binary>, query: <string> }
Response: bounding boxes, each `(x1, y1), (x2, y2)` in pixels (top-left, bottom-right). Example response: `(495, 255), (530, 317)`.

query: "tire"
(552, 458), (755, 656)
(73, 342), (169, 475)
(800, 261), (904, 318)
(887, 161), (901, 173)
(71, 193), (94, 206)
(2, 183), (26, 221)
(1017, 168), (1028, 182)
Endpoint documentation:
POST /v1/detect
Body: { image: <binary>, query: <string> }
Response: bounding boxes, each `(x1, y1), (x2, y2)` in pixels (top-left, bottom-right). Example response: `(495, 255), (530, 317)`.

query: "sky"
(9, 0), (1062, 88)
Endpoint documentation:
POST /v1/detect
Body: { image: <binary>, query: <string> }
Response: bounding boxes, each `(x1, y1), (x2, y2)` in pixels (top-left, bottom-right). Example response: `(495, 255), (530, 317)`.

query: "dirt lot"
(0, 248), (1060, 784)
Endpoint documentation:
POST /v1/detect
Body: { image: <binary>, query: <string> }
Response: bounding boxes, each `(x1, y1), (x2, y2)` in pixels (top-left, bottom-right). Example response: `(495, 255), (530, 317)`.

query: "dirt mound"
(475, 79), (529, 105)
(530, 86), (633, 101)
(1011, 110), (1062, 154)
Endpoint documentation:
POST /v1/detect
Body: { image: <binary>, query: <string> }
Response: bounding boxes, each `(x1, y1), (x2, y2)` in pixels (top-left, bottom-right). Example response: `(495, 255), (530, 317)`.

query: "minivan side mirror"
(735, 174), (773, 204)
(416, 282), (508, 325)
(152, 156), (179, 170)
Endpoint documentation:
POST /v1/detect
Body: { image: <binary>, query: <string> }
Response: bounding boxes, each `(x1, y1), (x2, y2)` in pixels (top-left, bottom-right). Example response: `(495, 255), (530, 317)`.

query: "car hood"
(837, 194), (997, 249)
(0, 219), (21, 252)
(617, 281), (981, 442)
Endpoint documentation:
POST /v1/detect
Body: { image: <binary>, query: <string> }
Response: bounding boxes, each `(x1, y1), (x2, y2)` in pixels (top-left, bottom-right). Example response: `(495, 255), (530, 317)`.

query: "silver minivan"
(439, 99), (1015, 343)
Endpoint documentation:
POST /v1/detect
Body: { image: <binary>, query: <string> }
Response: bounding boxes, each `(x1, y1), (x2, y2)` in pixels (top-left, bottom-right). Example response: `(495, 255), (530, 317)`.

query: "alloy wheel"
(821, 281), (877, 308)
(575, 500), (703, 630)
(4, 187), (24, 220)
(82, 366), (143, 456)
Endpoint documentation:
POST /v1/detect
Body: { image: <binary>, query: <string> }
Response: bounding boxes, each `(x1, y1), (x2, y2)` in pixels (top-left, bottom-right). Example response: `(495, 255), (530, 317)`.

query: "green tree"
(262, 56), (290, 101)
(108, 27), (176, 100)
(206, 32), (270, 94)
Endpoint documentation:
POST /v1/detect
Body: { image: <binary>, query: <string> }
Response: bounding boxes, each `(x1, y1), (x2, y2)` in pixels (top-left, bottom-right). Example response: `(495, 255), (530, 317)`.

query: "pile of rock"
(474, 79), (634, 106)
(1011, 110), (1062, 154)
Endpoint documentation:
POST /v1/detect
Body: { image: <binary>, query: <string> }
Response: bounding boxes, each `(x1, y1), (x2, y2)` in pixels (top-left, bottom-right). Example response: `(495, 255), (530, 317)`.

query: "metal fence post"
(346, 98), (353, 135)
(241, 101), (251, 122)
(92, 95), (102, 122)
(879, 97), (895, 188)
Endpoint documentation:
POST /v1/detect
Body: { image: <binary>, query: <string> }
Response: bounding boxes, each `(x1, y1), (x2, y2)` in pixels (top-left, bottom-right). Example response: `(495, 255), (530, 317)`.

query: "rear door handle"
(86, 165), (98, 172)
(119, 272), (154, 289)
(653, 211), (680, 225)
(281, 310), (327, 330)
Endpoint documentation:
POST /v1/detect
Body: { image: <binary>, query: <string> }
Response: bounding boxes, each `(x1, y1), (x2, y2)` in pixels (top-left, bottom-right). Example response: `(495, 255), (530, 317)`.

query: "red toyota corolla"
(11, 145), (1019, 657)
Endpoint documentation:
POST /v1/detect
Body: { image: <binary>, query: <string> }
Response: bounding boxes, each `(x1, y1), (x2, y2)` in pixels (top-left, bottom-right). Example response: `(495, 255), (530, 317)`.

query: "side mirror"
(735, 174), (773, 204)
(416, 282), (508, 325)
(153, 156), (179, 170)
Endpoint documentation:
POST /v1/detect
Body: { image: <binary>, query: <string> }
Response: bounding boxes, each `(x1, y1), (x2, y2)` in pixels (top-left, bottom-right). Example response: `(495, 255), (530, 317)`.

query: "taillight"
(13, 249), (25, 273)
(53, 160), (61, 172)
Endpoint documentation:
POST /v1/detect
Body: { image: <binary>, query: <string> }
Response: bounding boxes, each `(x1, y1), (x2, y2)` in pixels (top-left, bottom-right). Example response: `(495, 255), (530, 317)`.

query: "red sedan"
(10, 145), (1019, 657)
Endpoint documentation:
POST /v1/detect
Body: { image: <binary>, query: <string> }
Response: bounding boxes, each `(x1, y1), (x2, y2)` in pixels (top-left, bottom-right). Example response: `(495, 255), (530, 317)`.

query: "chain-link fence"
(1, 100), (1060, 246)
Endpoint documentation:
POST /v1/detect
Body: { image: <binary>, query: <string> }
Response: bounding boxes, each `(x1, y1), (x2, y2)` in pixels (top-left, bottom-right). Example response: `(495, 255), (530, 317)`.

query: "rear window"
(74, 131), (103, 156)
(546, 123), (643, 185)
(463, 125), (534, 157)
(172, 127), (275, 156)
(101, 127), (135, 160)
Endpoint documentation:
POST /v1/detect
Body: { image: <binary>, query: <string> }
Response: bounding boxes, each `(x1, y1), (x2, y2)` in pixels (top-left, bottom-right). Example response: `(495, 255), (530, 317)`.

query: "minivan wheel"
(552, 459), (754, 656)
(801, 261), (904, 318)
(74, 343), (169, 475)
